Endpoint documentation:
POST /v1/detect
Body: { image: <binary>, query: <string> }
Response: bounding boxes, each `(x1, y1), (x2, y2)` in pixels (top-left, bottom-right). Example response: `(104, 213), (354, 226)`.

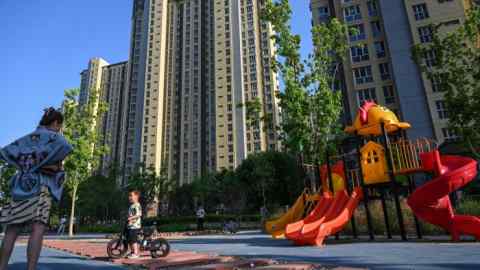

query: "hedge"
(143, 214), (261, 226)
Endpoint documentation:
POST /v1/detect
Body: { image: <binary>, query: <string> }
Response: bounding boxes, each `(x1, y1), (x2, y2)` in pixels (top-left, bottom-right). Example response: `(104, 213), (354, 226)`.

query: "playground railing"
(388, 138), (437, 174)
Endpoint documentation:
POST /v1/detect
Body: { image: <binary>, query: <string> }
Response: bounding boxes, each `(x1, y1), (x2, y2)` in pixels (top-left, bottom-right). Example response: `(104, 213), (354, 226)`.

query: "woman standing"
(0, 108), (73, 270)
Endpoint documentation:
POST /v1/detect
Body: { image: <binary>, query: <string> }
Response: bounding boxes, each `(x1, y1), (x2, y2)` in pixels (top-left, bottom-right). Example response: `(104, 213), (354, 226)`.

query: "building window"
(349, 24), (366, 42)
(442, 128), (458, 142)
(367, 0), (379, 17)
(371, 21), (382, 37)
(379, 63), (391, 80)
(383, 85), (395, 104)
(425, 50), (437, 67)
(344, 5), (362, 22)
(357, 88), (377, 106)
(431, 75), (443, 92)
(353, 66), (374, 84)
(412, 4), (429, 21)
(418, 26), (433, 43)
(436, 100), (449, 119)
(318, 6), (330, 21)
(350, 44), (369, 62)
(374, 41), (386, 58)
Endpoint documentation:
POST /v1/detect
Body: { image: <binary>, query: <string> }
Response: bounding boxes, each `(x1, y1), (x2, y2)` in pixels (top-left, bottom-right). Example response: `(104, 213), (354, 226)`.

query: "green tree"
(0, 160), (15, 206)
(263, 0), (349, 164)
(191, 171), (222, 208)
(76, 172), (125, 224)
(234, 151), (303, 212)
(62, 88), (108, 236)
(412, 7), (480, 158)
(127, 166), (172, 216)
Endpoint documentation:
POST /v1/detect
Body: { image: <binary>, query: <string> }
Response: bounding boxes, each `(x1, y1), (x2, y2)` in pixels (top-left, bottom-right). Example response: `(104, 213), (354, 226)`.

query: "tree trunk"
(68, 183), (78, 237)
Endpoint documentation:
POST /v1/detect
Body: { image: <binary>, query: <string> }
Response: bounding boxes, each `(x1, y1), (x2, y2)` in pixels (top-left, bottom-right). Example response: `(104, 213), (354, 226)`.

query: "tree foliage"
(62, 88), (108, 236)
(263, 0), (349, 163)
(127, 166), (172, 216)
(0, 160), (15, 206)
(168, 151), (303, 215)
(412, 7), (480, 157)
(76, 173), (126, 223)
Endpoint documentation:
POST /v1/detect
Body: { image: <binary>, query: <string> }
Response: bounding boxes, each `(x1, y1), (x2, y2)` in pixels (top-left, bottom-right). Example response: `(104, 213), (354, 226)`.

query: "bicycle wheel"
(150, 238), (170, 258)
(107, 238), (128, 259)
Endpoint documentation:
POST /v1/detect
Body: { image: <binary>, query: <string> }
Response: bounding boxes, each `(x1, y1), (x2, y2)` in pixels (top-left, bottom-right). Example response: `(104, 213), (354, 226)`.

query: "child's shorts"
(127, 228), (141, 244)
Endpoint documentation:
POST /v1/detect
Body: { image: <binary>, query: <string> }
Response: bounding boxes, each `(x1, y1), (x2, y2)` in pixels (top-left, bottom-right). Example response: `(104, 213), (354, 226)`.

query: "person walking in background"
(196, 206), (206, 231)
(260, 206), (269, 232)
(0, 108), (73, 270)
(57, 215), (67, 235)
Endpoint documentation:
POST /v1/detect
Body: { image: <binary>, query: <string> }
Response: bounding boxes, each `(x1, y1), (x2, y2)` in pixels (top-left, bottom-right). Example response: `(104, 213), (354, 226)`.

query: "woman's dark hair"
(39, 107), (64, 126)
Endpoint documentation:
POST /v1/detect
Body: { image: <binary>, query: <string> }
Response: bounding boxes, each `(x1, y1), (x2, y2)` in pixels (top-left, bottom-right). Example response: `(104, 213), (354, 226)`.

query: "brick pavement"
(42, 240), (364, 269)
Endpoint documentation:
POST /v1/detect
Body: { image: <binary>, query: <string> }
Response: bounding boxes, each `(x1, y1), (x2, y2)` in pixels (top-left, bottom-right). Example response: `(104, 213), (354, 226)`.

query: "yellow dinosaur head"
(345, 101), (410, 136)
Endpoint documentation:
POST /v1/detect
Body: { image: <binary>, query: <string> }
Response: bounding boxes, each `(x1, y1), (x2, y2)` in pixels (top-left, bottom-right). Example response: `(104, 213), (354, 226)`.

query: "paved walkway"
(7, 244), (124, 270)
(169, 231), (480, 270)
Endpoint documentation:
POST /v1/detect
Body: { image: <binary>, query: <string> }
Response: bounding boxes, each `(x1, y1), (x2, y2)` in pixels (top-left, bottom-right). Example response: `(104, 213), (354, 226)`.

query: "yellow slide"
(265, 191), (307, 239)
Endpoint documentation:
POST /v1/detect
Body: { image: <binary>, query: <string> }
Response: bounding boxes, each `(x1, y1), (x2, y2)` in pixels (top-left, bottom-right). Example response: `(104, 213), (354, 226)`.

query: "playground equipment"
(267, 101), (480, 245)
(265, 189), (318, 239)
(408, 151), (480, 240)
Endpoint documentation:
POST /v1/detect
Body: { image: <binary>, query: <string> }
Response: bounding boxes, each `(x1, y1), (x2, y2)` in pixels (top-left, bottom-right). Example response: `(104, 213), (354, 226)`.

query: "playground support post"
(355, 135), (375, 240)
(325, 150), (334, 194)
(381, 122), (407, 241)
(342, 154), (358, 239)
(408, 175), (423, 239)
(325, 150), (340, 240)
(315, 163), (322, 193)
(298, 153), (308, 190)
(380, 189), (393, 239)
(400, 129), (423, 239)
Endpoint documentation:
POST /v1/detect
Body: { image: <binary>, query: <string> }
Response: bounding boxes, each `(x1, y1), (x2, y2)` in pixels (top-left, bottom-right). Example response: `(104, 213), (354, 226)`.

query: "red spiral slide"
(407, 150), (480, 240)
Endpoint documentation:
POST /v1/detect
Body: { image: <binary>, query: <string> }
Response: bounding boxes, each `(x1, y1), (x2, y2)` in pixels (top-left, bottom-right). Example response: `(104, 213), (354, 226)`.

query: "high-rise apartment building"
(121, 0), (170, 179)
(120, 0), (280, 185)
(79, 58), (109, 106)
(99, 61), (128, 174)
(310, 0), (473, 142)
(79, 58), (128, 178)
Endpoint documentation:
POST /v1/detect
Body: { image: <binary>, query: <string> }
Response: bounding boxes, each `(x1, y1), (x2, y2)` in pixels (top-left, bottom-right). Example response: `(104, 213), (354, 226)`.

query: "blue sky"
(0, 1), (312, 146)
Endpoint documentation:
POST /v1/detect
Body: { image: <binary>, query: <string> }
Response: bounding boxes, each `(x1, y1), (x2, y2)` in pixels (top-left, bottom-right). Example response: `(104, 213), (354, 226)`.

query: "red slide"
(313, 187), (363, 246)
(407, 150), (480, 240)
(288, 189), (362, 246)
(285, 192), (333, 241)
(296, 190), (349, 245)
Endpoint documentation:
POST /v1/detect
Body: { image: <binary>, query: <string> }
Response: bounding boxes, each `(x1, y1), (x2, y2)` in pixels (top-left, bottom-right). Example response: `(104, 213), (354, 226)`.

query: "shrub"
(78, 224), (121, 234)
(143, 214), (261, 227)
(457, 197), (480, 216)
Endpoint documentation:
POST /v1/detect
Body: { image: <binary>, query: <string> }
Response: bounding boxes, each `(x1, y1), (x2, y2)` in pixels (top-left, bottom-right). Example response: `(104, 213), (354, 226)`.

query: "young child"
(127, 190), (142, 259)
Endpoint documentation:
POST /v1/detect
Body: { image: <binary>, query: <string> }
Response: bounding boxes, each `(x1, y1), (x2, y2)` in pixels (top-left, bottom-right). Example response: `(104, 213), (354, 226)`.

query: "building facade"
(79, 58), (129, 180)
(79, 58), (109, 106)
(99, 61), (128, 175)
(118, 0), (280, 185)
(310, 0), (472, 142)
(121, 0), (171, 180)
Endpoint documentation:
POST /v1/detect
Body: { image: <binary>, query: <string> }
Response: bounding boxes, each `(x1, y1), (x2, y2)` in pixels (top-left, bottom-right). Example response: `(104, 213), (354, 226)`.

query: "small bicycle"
(107, 221), (170, 259)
